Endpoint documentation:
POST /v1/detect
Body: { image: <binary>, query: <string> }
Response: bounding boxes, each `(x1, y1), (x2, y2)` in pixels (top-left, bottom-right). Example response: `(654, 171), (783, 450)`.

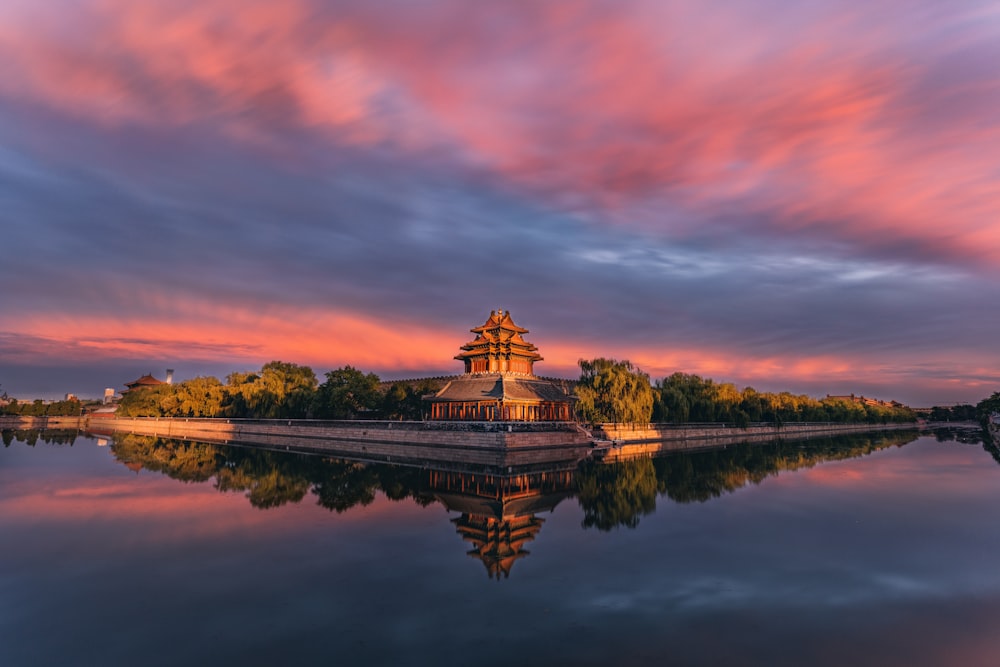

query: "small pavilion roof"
(125, 373), (165, 389)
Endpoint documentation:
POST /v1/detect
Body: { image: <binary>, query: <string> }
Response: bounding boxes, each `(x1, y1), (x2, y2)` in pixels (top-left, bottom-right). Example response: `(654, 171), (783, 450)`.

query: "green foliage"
(1, 397), (83, 417)
(929, 404), (977, 422)
(653, 372), (916, 425)
(224, 361), (318, 419)
(313, 366), (382, 419)
(107, 362), (438, 421)
(381, 379), (444, 420)
(117, 384), (175, 417)
(574, 358), (654, 425)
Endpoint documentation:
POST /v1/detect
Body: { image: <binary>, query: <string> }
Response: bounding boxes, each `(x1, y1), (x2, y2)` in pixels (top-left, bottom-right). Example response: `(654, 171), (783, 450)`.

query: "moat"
(3, 427), (1000, 666)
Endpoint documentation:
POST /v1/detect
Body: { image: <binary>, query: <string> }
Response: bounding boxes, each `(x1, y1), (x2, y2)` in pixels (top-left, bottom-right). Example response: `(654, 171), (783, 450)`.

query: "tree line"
(573, 358), (918, 426)
(103, 357), (999, 427)
(116, 361), (443, 420)
(1, 397), (84, 417)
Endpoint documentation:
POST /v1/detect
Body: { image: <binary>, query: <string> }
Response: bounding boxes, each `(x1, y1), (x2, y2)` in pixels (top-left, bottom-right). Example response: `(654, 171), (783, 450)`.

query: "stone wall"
(81, 417), (594, 469)
(3, 414), (919, 469)
(592, 421), (919, 462)
(593, 421), (916, 444)
(0, 415), (83, 429)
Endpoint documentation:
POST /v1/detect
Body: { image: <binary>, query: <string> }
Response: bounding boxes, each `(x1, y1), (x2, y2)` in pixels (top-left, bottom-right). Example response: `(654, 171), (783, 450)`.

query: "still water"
(2, 428), (999, 666)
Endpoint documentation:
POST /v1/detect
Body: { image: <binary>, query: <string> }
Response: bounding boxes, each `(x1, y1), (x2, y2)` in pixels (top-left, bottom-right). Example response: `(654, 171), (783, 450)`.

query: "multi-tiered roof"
(424, 309), (575, 422)
(455, 309), (543, 375)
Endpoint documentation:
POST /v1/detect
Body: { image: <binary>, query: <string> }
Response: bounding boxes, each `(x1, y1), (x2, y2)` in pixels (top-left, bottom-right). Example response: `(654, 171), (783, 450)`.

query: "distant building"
(123, 372), (168, 393)
(103, 388), (115, 405)
(423, 310), (575, 421)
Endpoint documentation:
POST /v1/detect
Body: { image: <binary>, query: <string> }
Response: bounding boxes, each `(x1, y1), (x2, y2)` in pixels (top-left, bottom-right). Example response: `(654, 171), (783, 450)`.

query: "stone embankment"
(0, 415), (84, 430)
(1, 415), (920, 467)
(591, 421), (919, 462)
(83, 417), (593, 469)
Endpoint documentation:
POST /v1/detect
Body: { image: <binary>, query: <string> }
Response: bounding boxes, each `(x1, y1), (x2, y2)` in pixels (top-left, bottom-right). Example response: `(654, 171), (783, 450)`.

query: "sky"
(1, 0), (999, 407)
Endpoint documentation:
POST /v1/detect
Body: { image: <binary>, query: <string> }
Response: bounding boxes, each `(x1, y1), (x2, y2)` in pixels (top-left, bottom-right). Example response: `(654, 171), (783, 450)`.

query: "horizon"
(0, 342), (984, 409)
(2, 1), (998, 408)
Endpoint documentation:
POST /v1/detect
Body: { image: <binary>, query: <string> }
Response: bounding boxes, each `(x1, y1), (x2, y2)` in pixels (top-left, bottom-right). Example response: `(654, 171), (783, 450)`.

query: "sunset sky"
(2, 0), (999, 406)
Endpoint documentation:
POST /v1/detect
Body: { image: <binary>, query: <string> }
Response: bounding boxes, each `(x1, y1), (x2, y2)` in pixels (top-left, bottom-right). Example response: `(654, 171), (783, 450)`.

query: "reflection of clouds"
(1, 1), (1000, 403)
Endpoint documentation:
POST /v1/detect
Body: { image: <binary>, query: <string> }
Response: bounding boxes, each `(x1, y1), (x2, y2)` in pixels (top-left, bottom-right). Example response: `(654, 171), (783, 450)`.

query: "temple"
(123, 373), (166, 393)
(455, 308), (542, 374)
(424, 310), (575, 421)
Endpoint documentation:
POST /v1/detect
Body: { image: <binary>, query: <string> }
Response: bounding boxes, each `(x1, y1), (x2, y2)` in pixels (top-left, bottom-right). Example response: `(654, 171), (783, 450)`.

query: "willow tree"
(574, 358), (653, 425)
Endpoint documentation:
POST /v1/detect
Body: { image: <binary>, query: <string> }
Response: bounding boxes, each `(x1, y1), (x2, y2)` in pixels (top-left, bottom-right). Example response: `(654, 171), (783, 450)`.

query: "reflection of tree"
(111, 434), (222, 483)
(929, 427), (983, 444)
(654, 431), (919, 504)
(102, 430), (921, 533)
(574, 431), (921, 528)
(215, 460), (312, 509)
(311, 461), (380, 512)
(105, 433), (438, 513)
(2, 428), (80, 448)
(983, 440), (1000, 465)
(576, 458), (658, 530)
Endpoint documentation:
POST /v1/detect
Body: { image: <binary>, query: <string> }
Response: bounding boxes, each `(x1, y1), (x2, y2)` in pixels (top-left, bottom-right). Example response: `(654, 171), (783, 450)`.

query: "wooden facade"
(428, 400), (572, 421)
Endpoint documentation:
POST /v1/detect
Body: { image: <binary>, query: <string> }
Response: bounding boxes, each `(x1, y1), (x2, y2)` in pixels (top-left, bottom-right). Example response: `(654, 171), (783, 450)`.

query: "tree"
(382, 379), (445, 420)
(574, 358), (653, 425)
(223, 362), (318, 418)
(313, 366), (382, 419)
(174, 376), (227, 417)
(977, 392), (1000, 428)
(117, 385), (177, 417)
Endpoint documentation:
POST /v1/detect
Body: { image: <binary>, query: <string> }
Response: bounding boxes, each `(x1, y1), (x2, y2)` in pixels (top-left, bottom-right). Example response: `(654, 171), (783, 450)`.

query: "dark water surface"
(3, 429), (1000, 666)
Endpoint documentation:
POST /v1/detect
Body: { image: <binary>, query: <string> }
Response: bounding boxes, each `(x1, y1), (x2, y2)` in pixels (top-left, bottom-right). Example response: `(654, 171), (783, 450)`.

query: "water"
(2, 428), (999, 666)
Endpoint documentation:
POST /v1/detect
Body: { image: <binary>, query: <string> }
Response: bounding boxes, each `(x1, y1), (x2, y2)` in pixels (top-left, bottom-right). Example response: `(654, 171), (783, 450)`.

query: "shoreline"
(2, 415), (927, 468)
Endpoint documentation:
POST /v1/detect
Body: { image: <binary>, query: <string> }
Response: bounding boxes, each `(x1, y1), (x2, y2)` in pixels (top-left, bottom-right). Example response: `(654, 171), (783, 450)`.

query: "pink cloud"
(3, 0), (998, 266)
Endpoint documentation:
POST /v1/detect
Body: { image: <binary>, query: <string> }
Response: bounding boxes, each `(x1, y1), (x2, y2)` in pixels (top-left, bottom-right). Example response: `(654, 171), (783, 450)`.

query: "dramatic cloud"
(1, 0), (999, 405)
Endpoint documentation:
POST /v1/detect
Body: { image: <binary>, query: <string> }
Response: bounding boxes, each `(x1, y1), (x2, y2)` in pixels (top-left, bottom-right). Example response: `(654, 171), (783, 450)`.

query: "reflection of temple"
(424, 310), (575, 421)
(429, 467), (575, 579)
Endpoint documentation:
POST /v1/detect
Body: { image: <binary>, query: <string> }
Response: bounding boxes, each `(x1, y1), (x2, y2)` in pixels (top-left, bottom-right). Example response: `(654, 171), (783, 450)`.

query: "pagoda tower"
(423, 309), (576, 421)
(455, 309), (542, 375)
